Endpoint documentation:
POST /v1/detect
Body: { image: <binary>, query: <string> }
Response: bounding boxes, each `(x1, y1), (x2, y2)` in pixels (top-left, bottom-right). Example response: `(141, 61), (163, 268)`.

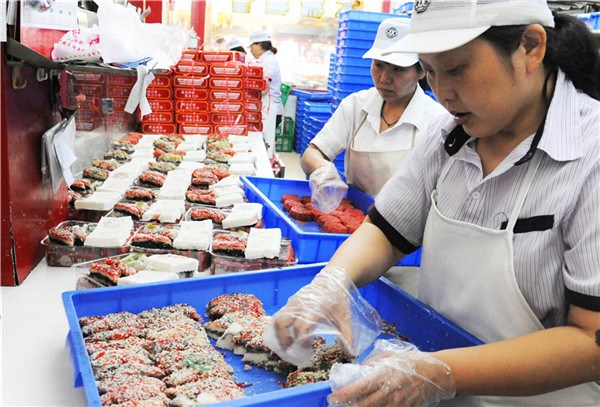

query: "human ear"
(521, 24), (547, 74)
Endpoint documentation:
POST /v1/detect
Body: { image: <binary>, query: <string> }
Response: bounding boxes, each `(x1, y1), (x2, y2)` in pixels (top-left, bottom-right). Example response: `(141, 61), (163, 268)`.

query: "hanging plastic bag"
(97, 2), (186, 70)
(51, 27), (101, 63)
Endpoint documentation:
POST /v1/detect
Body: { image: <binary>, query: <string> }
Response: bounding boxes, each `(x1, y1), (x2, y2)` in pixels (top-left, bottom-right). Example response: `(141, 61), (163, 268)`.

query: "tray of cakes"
(183, 202), (264, 232)
(41, 217), (133, 267)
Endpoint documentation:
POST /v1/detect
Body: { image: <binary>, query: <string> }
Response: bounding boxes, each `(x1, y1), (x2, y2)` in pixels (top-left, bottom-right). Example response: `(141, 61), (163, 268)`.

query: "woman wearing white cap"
(266, 1), (600, 405)
(248, 30), (283, 156)
(302, 18), (447, 210)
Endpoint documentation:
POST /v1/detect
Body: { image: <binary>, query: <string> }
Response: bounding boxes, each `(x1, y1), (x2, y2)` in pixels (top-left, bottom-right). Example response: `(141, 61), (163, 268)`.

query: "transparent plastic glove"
(328, 339), (456, 407)
(263, 266), (383, 369)
(309, 162), (348, 213)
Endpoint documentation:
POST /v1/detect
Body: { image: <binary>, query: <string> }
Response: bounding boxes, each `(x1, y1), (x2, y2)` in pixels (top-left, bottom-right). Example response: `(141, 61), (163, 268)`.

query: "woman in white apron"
(268, 1), (600, 405)
(301, 18), (446, 210)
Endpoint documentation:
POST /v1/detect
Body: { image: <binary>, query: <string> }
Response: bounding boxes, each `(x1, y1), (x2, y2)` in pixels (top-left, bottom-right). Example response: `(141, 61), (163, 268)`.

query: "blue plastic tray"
(63, 263), (482, 407)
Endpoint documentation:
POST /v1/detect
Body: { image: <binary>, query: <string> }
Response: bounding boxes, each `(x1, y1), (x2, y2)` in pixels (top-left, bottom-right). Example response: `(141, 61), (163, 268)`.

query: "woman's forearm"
(300, 144), (332, 176)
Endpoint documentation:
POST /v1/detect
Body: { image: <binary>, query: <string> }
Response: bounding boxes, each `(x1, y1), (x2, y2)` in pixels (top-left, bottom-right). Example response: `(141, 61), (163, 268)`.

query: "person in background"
(227, 37), (246, 54)
(213, 36), (227, 51)
(248, 30), (283, 156)
(301, 18), (447, 212)
(269, 0), (600, 405)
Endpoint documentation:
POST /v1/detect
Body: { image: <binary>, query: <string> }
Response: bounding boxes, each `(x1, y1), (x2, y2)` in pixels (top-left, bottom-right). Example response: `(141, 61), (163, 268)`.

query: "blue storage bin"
(335, 55), (372, 69)
(291, 89), (332, 102)
(336, 37), (373, 50)
(63, 263), (482, 407)
(333, 72), (373, 85)
(337, 45), (372, 58)
(303, 101), (332, 115)
(336, 64), (372, 77)
(339, 9), (392, 23)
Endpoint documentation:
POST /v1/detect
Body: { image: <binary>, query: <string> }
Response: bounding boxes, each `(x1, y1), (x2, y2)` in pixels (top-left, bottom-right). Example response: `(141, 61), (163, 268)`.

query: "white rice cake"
(141, 200), (185, 223)
(215, 193), (244, 208)
(231, 142), (251, 153)
(209, 175), (242, 190)
(177, 161), (204, 171)
(84, 216), (133, 247)
(221, 210), (257, 229)
(232, 203), (263, 220)
(229, 162), (256, 176)
(117, 270), (179, 286)
(74, 191), (121, 211)
(173, 220), (213, 251)
(244, 228), (281, 259)
(213, 186), (245, 198)
(182, 150), (206, 162)
(229, 152), (255, 164)
(228, 135), (248, 145)
(143, 254), (199, 273)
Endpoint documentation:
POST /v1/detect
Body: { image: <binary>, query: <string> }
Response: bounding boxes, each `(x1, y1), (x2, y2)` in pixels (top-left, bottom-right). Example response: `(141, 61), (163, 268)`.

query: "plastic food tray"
(41, 221), (131, 267)
(240, 176), (422, 266)
(62, 263), (482, 407)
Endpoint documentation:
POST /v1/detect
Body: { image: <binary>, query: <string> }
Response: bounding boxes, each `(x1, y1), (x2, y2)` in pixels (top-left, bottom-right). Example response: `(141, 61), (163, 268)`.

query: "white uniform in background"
(310, 86), (447, 196)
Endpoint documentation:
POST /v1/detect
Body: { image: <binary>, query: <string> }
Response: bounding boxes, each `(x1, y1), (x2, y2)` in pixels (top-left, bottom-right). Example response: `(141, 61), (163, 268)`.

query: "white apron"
(346, 114), (416, 197)
(419, 152), (600, 406)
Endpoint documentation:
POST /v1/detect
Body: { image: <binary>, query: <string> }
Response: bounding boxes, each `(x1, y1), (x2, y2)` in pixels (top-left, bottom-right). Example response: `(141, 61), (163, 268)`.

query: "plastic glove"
(263, 266), (382, 369)
(328, 339), (456, 407)
(309, 162), (348, 213)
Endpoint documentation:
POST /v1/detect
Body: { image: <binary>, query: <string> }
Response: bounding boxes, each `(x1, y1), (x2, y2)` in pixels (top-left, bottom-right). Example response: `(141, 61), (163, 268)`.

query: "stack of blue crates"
(329, 10), (395, 111)
(291, 89), (332, 154)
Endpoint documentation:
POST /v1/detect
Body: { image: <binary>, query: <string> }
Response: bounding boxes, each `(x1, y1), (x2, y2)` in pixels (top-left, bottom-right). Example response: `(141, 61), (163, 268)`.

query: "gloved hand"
(328, 339), (456, 407)
(262, 266), (382, 369)
(309, 162), (348, 213)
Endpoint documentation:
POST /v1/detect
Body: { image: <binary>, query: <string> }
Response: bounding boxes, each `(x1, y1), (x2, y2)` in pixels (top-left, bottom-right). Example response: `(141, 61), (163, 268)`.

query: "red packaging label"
(150, 75), (172, 88)
(173, 75), (209, 88)
(245, 100), (262, 112)
(209, 90), (244, 101)
(198, 51), (244, 63)
(244, 89), (262, 101)
(245, 78), (268, 91)
(142, 123), (178, 134)
(174, 88), (208, 100)
(141, 111), (174, 123)
(209, 63), (246, 77)
(106, 111), (137, 124)
(69, 95), (101, 110)
(146, 87), (172, 99)
(176, 112), (210, 124)
(246, 65), (264, 78)
(214, 124), (248, 136)
(149, 99), (175, 112)
(180, 49), (201, 61)
(112, 98), (129, 112)
(73, 83), (104, 96)
(209, 77), (243, 89)
(244, 111), (262, 122)
(174, 60), (209, 75)
(71, 72), (105, 83)
(179, 123), (213, 135)
(211, 101), (244, 113)
(107, 75), (136, 86)
(211, 113), (246, 125)
(106, 85), (133, 98)
(248, 121), (263, 132)
(75, 108), (101, 121)
(176, 100), (209, 112)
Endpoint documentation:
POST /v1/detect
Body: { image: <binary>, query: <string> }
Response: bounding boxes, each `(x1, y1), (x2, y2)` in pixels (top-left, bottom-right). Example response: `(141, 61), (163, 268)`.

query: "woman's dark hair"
(230, 46), (246, 54)
(480, 13), (600, 100)
(257, 41), (277, 55)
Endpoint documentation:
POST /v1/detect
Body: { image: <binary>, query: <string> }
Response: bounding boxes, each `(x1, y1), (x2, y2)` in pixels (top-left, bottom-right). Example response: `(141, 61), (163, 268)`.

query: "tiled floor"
(277, 151), (306, 180)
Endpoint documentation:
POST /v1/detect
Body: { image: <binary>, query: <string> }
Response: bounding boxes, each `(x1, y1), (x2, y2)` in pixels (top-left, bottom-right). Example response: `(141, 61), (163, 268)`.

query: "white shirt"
(310, 86), (447, 159)
(373, 70), (600, 327)
(251, 50), (283, 115)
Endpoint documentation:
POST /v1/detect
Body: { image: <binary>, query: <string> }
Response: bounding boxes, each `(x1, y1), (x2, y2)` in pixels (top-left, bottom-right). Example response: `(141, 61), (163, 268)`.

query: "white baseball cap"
(228, 38), (243, 50)
(248, 31), (272, 46)
(383, 0), (555, 54)
(362, 18), (419, 67)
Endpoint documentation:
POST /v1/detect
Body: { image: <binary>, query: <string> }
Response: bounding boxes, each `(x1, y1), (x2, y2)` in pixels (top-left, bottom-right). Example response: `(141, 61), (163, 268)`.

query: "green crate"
(276, 134), (294, 152)
(280, 83), (292, 106)
(276, 116), (295, 138)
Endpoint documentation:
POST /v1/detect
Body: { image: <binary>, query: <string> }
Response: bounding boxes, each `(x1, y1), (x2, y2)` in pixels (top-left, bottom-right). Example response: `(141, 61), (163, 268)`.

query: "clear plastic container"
(183, 204), (264, 232)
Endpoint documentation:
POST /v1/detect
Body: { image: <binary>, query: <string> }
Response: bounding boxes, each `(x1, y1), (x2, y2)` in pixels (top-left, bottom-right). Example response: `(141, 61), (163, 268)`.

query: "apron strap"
(345, 112), (369, 182)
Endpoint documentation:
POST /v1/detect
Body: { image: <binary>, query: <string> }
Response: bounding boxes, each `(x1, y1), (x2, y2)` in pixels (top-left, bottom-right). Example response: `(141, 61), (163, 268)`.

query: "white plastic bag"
(51, 27), (101, 63)
(97, 2), (185, 69)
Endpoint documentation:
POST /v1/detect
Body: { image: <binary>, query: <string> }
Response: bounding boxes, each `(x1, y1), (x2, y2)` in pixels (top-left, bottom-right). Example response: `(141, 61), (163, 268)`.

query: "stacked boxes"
(141, 72), (176, 134)
(291, 89), (332, 154)
(105, 75), (137, 132)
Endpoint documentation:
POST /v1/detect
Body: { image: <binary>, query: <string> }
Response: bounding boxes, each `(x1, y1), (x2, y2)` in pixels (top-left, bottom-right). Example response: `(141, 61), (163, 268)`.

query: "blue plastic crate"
(336, 37), (373, 50)
(337, 45), (373, 58)
(332, 82), (372, 93)
(63, 263), (482, 407)
(291, 89), (332, 102)
(303, 101), (332, 115)
(332, 72), (373, 85)
(337, 27), (378, 41)
(336, 64), (372, 77)
(335, 55), (372, 69)
(339, 9), (391, 23)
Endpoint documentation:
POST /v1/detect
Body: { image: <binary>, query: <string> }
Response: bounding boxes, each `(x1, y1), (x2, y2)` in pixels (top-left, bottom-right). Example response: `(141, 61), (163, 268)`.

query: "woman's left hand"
(328, 339), (456, 407)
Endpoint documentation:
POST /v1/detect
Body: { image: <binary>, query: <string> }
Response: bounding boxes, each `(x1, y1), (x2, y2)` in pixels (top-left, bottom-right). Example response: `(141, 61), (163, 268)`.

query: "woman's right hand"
(309, 162), (348, 213)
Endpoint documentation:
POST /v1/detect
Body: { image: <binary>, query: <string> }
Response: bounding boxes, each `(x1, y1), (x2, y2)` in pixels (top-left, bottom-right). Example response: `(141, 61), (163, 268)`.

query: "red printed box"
(209, 77), (243, 90)
(71, 72), (105, 83)
(180, 49), (201, 62)
(209, 63), (246, 77)
(246, 66), (264, 78)
(209, 90), (244, 102)
(107, 75), (137, 86)
(245, 111), (262, 122)
(214, 124), (248, 136)
(141, 111), (174, 123)
(149, 99), (175, 112)
(175, 112), (210, 124)
(75, 108), (101, 122)
(175, 100), (209, 112)
(174, 88), (208, 100)
(112, 98), (128, 112)
(248, 121), (263, 132)
(142, 123), (178, 134)
(178, 123), (213, 135)
(245, 100), (262, 112)
(245, 78), (268, 91)
(174, 60), (209, 75)
(211, 101), (244, 114)
(150, 74), (172, 88)
(146, 87), (173, 99)
(106, 85), (133, 99)
(244, 89), (262, 101)
(198, 51), (244, 63)
(173, 75), (209, 88)
(73, 83), (104, 97)
(69, 96), (101, 110)
(211, 113), (246, 125)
